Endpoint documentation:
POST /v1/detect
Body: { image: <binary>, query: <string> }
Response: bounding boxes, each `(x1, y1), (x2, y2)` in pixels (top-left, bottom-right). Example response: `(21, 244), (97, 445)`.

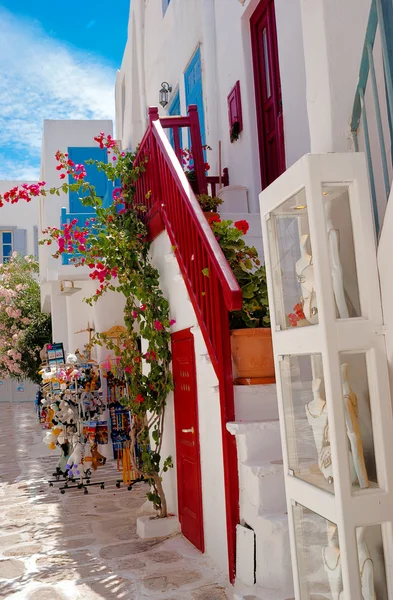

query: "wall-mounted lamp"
(159, 82), (172, 108)
(59, 280), (82, 296)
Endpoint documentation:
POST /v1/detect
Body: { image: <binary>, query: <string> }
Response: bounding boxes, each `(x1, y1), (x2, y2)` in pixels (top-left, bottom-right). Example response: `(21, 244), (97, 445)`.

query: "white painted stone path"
(0, 402), (230, 600)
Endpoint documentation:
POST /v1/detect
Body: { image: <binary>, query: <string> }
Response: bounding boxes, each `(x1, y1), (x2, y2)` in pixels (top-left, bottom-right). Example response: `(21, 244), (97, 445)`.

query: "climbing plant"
(0, 135), (174, 517)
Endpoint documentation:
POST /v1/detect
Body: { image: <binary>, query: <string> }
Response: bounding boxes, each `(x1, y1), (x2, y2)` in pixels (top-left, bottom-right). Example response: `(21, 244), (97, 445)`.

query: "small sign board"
(47, 342), (65, 366)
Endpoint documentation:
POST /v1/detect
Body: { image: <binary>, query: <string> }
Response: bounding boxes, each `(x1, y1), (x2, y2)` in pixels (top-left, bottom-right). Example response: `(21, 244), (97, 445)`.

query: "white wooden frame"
(259, 153), (393, 599)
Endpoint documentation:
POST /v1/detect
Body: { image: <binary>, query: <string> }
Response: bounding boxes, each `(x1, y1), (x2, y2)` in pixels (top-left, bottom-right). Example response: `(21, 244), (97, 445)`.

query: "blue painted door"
(68, 147), (109, 213)
(184, 47), (206, 147)
(168, 91), (181, 149)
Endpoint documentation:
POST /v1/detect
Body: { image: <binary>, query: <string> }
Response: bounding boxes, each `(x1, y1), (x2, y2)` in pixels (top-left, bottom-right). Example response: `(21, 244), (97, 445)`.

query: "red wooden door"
(172, 329), (204, 552)
(251, 0), (285, 189)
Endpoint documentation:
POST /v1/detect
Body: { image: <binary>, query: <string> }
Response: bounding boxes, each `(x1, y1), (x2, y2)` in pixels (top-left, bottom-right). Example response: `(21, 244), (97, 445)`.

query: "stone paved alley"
(0, 402), (229, 600)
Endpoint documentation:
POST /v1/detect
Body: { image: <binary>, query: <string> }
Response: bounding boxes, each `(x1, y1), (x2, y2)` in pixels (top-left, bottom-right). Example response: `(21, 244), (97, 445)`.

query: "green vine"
(39, 136), (174, 517)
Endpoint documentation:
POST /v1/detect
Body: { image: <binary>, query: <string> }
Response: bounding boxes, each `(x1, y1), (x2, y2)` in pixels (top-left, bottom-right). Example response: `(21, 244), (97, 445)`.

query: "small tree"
(0, 254), (51, 383)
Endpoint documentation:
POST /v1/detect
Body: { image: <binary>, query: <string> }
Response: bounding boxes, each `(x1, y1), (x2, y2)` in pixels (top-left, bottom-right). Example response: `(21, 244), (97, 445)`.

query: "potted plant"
(209, 216), (275, 384)
(180, 146), (211, 194)
(196, 193), (223, 219)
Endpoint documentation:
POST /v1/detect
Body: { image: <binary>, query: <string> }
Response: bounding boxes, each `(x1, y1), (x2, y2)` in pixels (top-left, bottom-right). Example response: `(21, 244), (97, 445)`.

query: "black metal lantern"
(159, 82), (172, 108)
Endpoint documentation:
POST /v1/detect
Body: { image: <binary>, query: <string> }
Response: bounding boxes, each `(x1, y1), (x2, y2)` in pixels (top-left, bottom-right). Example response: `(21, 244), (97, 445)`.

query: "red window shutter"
(227, 81), (243, 142)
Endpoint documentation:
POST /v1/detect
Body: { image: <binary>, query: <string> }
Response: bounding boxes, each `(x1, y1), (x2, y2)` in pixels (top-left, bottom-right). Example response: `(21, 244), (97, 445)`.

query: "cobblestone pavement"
(0, 402), (229, 600)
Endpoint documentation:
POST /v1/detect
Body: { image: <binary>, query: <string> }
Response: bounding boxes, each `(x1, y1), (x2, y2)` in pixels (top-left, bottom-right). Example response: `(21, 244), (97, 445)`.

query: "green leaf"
(202, 267), (209, 278)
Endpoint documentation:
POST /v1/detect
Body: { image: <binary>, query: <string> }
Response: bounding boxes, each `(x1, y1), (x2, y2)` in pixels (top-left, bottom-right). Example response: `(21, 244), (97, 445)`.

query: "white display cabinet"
(259, 153), (393, 599)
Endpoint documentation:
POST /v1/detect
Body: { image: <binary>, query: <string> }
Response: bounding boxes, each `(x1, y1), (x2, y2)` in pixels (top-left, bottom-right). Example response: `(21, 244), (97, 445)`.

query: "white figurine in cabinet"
(305, 378), (333, 482)
(356, 527), (376, 600)
(341, 363), (369, 489)
(295, 234), (318, 325)
(325, 200), (349, 318)
(322, 523), (345, 599)
(306, 375), (358, 486)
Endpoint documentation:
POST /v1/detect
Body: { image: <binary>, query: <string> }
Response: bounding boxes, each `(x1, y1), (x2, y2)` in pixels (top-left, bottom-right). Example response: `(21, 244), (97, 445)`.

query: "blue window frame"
(184, 47), (206, 149)
(2, 231), (12, 262)
(168, 91), (182, 149)
(162, 0), (171, 16)
(68, 147), (109, 213)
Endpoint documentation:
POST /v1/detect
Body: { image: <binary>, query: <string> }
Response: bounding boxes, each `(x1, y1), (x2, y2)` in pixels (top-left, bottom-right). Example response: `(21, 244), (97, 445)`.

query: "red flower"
(135, 394), (144, 403)
(207, 214), (221, 225)
(60, 174), (66, 179)
(288, 313), (298, 327)
(234, 220), (249, 235)
(153, 320), (163, 331)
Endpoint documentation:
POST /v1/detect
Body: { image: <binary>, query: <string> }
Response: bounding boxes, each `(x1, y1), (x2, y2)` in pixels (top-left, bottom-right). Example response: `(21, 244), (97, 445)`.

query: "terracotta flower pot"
(203, 211), (219, 222)
(230, 327), (275, 385)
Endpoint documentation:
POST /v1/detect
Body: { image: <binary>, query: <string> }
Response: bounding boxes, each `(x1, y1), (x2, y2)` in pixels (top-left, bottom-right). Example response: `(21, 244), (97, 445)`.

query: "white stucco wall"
(149, 229), (228, 574)
(117, 0), (310, 213)
(299, 0), (370, 154)
(0, 180), (39, 257)
(39, 119), (113, 293)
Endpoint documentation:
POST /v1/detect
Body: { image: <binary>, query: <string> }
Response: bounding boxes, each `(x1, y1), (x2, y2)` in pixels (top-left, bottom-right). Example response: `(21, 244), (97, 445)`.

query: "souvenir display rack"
(260, 153), (393, 599)
(40, 353), (108, 494)
(103, 365), (144, 489)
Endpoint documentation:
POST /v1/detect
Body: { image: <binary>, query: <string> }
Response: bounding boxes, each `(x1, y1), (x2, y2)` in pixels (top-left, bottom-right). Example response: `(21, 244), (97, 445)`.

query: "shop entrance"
(172, 328), (204, 552)
(251, 0), (285, 188)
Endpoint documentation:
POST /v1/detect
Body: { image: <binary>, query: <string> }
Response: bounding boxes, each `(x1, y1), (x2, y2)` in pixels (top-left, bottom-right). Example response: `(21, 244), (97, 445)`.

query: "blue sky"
(0, 1), (130, 180)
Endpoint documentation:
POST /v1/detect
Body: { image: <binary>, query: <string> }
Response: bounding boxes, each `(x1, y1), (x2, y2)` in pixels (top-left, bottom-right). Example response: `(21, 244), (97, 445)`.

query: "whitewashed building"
(115, 1), (393, 599)
(0, 180), (40, 403)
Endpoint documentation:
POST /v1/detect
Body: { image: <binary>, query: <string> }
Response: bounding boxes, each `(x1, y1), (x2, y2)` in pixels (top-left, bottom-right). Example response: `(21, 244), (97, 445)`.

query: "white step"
(233, 589), (294, 600)
(234, 515), (294, 599)
(242, 459), (286, 516)
(227, 420), (282, 464)
(234, 384), (279, 422)
(255, 514), (293, 596)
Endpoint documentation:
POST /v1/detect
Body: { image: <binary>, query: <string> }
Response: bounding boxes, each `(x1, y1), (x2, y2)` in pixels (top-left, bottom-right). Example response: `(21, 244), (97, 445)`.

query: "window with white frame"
(162, 0), (171, 16)
(1, 231), (13, 263)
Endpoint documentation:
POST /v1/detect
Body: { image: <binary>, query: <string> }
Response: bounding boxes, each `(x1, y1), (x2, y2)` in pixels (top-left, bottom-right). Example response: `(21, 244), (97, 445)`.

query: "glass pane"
(280, 353), (334, 493)
(267, 189), (317, 331)
(340, 352), (378, 492)
(322, 184), (361, 318)
(293, 504), (342, 599)
(3, 244), (12, 258)
(262, 28), (271, 99)
(2, 232), (11, 244)
(356, 525), (388, 599)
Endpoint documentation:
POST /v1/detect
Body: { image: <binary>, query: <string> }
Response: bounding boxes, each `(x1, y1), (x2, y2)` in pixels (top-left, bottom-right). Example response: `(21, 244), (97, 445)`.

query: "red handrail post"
(188, 105), (207, 195)
(147, 107), (163, 210)
(173, 127), (182, 163)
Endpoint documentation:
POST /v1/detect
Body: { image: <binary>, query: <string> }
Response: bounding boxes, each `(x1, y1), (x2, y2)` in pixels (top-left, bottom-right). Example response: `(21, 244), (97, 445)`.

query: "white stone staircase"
(227, 385), (294, 600)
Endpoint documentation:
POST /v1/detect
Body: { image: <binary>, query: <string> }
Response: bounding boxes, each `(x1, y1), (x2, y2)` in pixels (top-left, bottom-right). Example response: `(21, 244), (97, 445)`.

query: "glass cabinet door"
(267, 189), (319, 331)
(280, 353), (335, 493)
(322, 184), (361, 319)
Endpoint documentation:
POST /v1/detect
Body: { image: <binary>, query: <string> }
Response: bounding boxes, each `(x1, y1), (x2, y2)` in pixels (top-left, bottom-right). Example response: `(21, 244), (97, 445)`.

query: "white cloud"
(0, 8), (116, 180)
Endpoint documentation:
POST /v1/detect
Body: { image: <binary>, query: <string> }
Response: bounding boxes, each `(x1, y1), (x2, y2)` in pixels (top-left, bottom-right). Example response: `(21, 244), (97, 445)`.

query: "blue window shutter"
(33, 226), (38, 258)
(185, 47), (206, 148)
(68, 147), (108, 214)
(13, 229), (27, 257)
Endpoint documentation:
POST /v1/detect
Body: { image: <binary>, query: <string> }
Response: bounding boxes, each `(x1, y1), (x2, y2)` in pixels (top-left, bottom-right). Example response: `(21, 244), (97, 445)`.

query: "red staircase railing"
(134, 106), (242, 583)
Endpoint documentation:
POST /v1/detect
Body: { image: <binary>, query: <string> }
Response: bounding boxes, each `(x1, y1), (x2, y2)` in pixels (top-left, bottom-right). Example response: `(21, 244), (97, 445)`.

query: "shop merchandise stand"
(43, 363), (106, 495)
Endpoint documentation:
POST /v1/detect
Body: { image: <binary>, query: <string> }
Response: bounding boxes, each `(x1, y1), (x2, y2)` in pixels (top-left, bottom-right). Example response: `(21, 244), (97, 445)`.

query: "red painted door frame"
(172, 328), (205, 552)
(251, 0), (286, 189)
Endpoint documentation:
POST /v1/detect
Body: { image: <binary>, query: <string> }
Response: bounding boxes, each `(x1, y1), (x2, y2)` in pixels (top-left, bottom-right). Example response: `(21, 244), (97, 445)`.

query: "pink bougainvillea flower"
(140, 304), (147, 311)
(169, 319), (176, 326)
(132, 310), (138, 319)
(124, 366), (133, 374)
(153, 320), (163, 331)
